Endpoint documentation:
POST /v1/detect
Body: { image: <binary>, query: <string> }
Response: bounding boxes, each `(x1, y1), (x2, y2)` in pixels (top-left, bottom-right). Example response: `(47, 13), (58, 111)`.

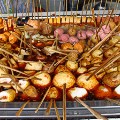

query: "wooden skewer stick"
(46, 0), (49, 21)
(87, 48), (120, 80)
(59, 1), (61, 18)
(78, 23), (120, 62)
(106, 98), (120, 106)
(10, 31), (41, 56)
(75, 97), (108, 120)
(63, 83), (66, 120)
(16, 0), (18, 18)
(16, 100), (30, 116)
(76, 0), (79, 17)
(46, 99), (53, 115)
(35, 86), (51, 113)
(86, 0), (91, 15)
(65, 0), (67, 17)
(3, 74), (24, 92)
(54, 99), (61, 120)
(0, 64), (28, 76)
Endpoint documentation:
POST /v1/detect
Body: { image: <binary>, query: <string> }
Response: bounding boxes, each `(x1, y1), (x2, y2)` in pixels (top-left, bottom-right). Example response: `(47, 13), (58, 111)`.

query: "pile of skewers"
(0, 0), (120, 119)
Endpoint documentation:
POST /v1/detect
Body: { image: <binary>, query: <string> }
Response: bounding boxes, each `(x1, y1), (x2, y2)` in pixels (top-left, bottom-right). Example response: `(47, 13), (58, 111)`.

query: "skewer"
(87, 48), (120, 80)
(46, 0), (49, 21)
(76, 0), (79, 17)
(0, 48), (19, 60)
(16, 0), (18, 18)
(46, 99), (53, 115)
(78, 23), (120, 62)
(36, 0), (39, 19)
(65, 0), (67, 17)
(3, 74), (24, 92)
(16, 100), (30, 116)
(54, 0), (56, 18)
(10, 31), (41, 56)
(39, 0), (43, 21)
(109, 0), (112, 11)
(33, 0), (36, 19)
(86, 0), (91, 15)
(98, 0), (102, 16)
(27, 0), (30, 17)
(63, 83), (66, 120)
(106, 98), (120, 106)
(105, 9), (114, 28)
(75, 97), (108, 120)
(32, 0), (34, 19)
(114, 0), (119, 16)
(54, 99), (61, 120)
(35, 86), (51, 113)
(59, 1), (61, 18)
(0, 63), (28, 76)
(101, 0), (107, 19)
(11, 0), (14, 17)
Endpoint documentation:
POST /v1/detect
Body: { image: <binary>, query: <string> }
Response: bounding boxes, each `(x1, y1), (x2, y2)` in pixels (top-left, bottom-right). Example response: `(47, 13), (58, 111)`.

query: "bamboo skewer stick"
(106, 98), (120, 106)
(16, 100), (30, 116)
(0, 63), (28, 76)
(54, 100), (61, 120)
(75, 97), (108, 120)
(63, 83), (66, 120)
(65, 0), (67, 17)
(87, 48), (120, 80)
(46, 0), (49, 21)
(78, 23), (120, 62)
(16, 0), (18, 18)
(46, 99), (53, 115)
(35, 86), (51, 113)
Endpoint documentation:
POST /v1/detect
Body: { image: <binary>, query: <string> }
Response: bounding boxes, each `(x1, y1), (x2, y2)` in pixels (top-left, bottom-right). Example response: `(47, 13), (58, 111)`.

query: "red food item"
(77, 30), (87, 40)
(59, 34), (69, 43)
(86, 30), (94, 38)
(98, 32), (107, 40)
(54, 28), (64, 37)
(69, 36), (79, 44)
(94, 85), (112, 99)
(100, 25), (111, 34)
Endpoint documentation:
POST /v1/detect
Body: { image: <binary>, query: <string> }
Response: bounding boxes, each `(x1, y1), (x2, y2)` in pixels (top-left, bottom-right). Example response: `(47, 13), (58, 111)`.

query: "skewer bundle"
(0, 0), (120, 119)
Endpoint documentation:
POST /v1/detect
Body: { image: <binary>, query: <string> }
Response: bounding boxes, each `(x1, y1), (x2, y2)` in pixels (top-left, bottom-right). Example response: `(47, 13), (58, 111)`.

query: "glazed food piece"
(31, 72), (51, 88)
(53, 71), (76, 89)
(46, 87), (61, 100)
(94, 85), (112, 99)
(67, 87), (88, 100)
(12, 79), (30, 92)
(76, 73), (99, 91)
(102, 72), (120, 88)
(21, 85), (39, 101)
(0, 89), (16, 102)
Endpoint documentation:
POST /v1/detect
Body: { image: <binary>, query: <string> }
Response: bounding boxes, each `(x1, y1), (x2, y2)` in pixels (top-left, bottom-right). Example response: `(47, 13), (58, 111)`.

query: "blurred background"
(0, 0), (120, 14)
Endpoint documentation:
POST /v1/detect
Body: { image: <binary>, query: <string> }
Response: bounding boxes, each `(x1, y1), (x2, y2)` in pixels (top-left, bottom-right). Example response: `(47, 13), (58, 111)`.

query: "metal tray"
(0, 100), (120, 119)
